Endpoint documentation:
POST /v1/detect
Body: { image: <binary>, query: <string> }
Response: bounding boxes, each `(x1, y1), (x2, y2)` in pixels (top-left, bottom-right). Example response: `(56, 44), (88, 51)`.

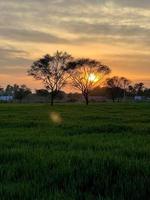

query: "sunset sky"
(0, 0), (150, 91)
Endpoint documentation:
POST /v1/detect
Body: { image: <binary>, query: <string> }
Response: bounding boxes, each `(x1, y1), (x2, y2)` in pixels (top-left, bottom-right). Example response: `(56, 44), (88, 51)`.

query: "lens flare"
(50, 112), (62, 124)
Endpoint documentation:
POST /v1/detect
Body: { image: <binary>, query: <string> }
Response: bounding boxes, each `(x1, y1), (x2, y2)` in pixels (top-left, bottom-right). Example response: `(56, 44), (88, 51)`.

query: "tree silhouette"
(28, 51), (72, 106)
(14, 85), (31, 102)
(120, 77), (131, 100)
(128, 82), (145, 97)
(134, 82), (145, 95)
(67, 58), (110, 105)
(106, 76), (130, 102)
(0, 86), (3, 94)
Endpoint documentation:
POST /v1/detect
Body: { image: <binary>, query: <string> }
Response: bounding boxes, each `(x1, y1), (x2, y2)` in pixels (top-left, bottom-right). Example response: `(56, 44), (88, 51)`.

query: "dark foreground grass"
(0, 103), (150, 200)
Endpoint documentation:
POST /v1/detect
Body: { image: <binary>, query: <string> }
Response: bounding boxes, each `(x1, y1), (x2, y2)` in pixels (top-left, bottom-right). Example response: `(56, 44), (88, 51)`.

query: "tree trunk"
(84, 93), (89, 105)
(50, 91), (54, 106)
(112, 93), (115, 102)
(123, 90), (126, 101)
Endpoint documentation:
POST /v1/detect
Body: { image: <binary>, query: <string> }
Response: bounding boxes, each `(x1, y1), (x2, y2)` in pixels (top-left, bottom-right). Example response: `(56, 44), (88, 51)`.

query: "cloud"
(0, 0), (150, 46)
(0, 28), (69, 44)
(0, 47), (33, 71)
(62, 21), (149, 36)
(0, 47), (27, 57)
(114, 0), (150, 9)
(0, 0), (150, 47)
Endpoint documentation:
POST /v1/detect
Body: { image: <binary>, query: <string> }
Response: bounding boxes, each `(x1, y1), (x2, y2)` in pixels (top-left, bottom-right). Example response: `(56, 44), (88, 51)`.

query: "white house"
(134, 96), (143, 101)
(0, 96), (13, 102)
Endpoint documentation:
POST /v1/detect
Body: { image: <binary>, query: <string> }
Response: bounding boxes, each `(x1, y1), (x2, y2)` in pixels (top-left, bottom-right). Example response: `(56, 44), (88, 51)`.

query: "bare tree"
(120, 77), (131, 100)
(67, 58), (110, 105)
(106, 76), (131, 102)
(134, 82), (145, 95)
(107, 76), (122, 102)
(128, 82), (145, 97)
(28, 51), (72, 106)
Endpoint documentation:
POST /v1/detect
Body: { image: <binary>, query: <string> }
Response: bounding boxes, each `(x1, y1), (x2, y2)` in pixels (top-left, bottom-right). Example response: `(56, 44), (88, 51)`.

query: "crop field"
(0, 103), (150, 200)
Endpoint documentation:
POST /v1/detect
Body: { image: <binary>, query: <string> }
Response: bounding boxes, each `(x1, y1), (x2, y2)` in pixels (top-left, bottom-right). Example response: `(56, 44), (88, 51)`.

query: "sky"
(0, 0), (150, 91)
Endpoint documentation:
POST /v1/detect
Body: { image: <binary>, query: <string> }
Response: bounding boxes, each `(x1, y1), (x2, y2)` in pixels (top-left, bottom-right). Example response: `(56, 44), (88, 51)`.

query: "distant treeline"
(0, 81), (150, 103)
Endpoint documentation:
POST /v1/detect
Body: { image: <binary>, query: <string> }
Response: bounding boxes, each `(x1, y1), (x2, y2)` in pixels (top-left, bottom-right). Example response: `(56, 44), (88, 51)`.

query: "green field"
(0, 103), (150, 200)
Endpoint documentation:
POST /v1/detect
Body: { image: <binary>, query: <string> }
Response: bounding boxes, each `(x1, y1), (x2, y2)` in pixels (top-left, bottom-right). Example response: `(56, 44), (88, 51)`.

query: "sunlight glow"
(88, 73), (96, 82)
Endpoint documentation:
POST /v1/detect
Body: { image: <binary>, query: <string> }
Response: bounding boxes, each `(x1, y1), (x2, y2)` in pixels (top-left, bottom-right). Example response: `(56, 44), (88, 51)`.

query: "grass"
(0, 102), (150, 200)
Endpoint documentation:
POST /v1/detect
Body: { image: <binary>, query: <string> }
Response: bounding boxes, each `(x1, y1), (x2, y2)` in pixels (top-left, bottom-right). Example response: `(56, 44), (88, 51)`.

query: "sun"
(88, 73), (96, 82)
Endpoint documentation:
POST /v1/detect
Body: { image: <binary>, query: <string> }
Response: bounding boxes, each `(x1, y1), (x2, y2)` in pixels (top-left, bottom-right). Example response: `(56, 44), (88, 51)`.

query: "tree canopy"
(28, 51), (72, 105)
(67, 58), (111, 105)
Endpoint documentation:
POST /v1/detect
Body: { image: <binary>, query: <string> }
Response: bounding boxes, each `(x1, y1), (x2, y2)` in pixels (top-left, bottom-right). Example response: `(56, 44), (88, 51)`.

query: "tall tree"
(120, 77), (131, 100)
(107, 77), (121, 102)
(134, 82), (145, 95)
(67, 58), (110, 105)
(106, 76), (130, 102)
(28, 51), (72, 106)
